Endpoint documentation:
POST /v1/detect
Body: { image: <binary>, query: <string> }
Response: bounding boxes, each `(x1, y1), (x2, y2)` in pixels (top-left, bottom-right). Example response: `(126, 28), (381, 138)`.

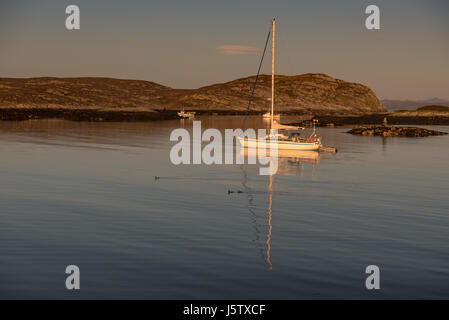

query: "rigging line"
(241, 29), (271, 129)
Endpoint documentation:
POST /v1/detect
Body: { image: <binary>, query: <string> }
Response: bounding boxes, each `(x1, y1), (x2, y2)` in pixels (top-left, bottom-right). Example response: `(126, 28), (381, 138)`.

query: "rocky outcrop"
(187, 73), (386, 114)
(0, 74), (386, 115)
(286, 114), (449, 127)
(347, 126), (448, 137)
(0, 77), (170, 109)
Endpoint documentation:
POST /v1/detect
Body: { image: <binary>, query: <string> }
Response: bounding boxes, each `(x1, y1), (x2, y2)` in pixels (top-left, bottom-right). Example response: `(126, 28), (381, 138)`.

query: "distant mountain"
(417, 105), (449, 112)
(0, 74), (386, 114)
(381, 98), (449, 111)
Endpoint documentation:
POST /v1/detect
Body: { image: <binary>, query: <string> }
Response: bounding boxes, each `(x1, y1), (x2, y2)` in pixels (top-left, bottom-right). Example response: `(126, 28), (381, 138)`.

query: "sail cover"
(272, 120), (303, 130)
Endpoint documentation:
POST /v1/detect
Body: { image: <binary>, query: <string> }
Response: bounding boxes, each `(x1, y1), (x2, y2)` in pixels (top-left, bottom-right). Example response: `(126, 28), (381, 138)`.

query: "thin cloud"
(216, 45), (261, 55)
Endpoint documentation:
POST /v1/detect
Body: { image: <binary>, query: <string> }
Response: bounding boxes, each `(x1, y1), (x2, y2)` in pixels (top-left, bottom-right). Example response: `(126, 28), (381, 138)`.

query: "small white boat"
(239, 18), (322, 151)
(263, 112), (280, 119)
(177, 110), (195, 119)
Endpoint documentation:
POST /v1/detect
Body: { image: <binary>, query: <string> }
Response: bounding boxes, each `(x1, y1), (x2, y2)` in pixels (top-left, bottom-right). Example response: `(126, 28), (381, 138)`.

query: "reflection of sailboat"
(239, 148), (320, 176)
(239, 148), (323, 269)
(239, 162), (275, 270)
(279, 150), (320, 162)
(243, 148), (320, 162)
(238, 18), (322, 151)
(240, 165), (266, 261)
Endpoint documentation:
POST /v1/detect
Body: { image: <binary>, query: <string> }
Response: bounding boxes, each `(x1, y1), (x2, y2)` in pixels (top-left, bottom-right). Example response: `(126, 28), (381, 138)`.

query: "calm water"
(0, 116), (448, 299)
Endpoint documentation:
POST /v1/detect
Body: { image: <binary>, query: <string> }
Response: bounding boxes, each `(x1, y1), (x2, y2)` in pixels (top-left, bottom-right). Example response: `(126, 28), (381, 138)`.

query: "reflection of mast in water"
(240, 164), (274, 269)
(240, 165), (265, 260)
(382, 136), (387, 152)
(266, 173), (273, 270)
(239, 149), (321, 269)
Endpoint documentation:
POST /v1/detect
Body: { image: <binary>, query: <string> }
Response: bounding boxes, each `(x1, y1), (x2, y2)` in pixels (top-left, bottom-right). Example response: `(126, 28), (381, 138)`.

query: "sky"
(0, 0), (448, 100)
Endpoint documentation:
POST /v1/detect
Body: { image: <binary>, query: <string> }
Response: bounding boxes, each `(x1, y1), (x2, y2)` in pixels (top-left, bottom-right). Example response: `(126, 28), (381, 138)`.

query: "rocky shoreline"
(347, 126), (448, 137)
(0, 108), (179, 122)
(1, 108), (449, 125)
(289, 113), (449, 126)
(0, 107), (269, 121)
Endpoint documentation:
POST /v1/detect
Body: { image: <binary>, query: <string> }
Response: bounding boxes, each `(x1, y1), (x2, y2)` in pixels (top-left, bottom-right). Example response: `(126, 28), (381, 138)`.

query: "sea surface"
(0, 116), (448, 299)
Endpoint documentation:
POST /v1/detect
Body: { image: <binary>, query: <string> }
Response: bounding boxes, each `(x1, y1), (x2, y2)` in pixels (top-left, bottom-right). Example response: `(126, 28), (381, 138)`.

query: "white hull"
(238, 137), (321, 151)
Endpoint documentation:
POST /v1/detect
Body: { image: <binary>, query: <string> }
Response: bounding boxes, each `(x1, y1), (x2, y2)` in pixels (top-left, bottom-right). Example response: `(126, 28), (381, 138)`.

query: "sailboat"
(238, 18), (322, 151)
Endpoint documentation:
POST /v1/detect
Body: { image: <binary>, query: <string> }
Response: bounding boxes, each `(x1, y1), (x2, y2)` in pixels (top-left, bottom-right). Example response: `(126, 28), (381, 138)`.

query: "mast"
(271, 18), (275, 130)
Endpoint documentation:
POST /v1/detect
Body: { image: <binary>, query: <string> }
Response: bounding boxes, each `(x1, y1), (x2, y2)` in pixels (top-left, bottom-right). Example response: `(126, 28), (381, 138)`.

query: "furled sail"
(271, 120), (303, 130)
